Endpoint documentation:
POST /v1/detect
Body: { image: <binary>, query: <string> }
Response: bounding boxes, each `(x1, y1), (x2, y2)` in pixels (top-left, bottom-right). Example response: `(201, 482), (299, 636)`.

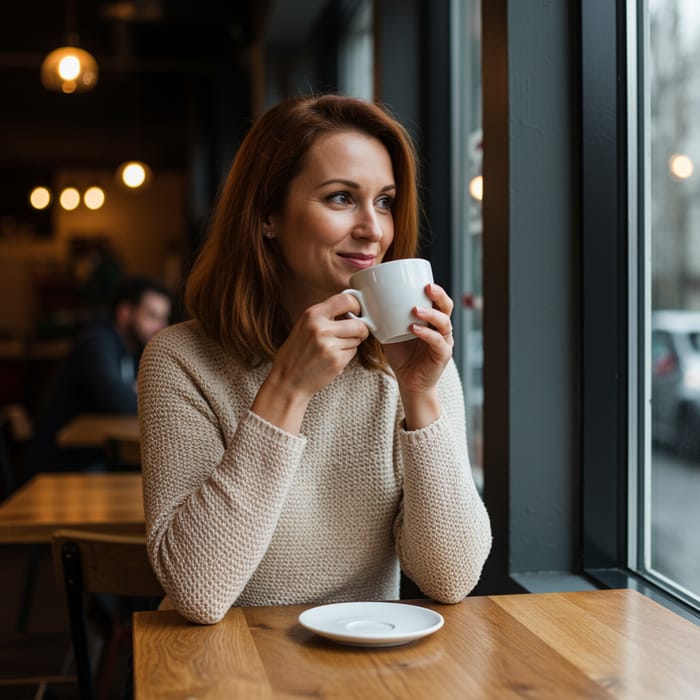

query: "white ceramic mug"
(343, 258), (434, 344)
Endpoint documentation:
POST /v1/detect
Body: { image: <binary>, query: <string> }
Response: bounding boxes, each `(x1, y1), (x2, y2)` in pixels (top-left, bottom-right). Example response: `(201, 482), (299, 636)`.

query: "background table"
(56, 414), (140, 449)
(133, 589), (700, 699)
(0, 472), (144, 543)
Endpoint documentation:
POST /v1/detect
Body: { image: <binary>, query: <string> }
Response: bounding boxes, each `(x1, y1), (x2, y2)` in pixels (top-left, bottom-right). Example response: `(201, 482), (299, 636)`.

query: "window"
(637, 0), (700, 607)
(337, 0), (373, 100)
(452, 0), (483, 488)
(479, 0), (699, 617)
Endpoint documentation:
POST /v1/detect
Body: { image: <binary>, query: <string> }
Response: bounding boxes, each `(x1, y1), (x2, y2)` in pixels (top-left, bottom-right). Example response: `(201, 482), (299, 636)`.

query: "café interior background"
(0, 0), (337, 346)
(2, 0), (699, 617)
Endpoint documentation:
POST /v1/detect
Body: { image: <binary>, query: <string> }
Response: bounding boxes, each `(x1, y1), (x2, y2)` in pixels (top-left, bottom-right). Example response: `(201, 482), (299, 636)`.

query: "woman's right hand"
(251, 293), (369, 434)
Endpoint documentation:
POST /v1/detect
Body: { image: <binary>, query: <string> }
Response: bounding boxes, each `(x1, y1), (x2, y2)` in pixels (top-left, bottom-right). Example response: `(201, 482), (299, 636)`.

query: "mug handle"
(342, 288), (377, 334)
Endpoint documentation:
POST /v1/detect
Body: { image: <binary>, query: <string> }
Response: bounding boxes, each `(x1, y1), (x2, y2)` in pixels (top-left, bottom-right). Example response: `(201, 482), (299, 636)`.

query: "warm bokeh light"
(118, 161), (152, 189)
(669, 153), (694, 180)
(123, 163), (145, 187)
(58, 55), (80, 80)
(122, 162), (146, 189)
(469, 174), (483, 201)
(29, 186), (51, 210)
(40, 46), (99, 93)
(83, 186), (105, 210)
(59, 187), (81, 211)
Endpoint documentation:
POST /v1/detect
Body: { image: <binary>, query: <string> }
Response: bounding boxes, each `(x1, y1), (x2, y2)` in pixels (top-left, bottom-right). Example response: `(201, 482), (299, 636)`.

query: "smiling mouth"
(338, 253), (375, 269)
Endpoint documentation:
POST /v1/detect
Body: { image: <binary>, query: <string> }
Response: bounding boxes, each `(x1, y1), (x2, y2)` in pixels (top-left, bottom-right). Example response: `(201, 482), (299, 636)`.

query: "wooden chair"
(52, 529), (164, 700)
(0, 543), (76, 695)
(1, 410), (74, 696)
(0, 405), (42, 633)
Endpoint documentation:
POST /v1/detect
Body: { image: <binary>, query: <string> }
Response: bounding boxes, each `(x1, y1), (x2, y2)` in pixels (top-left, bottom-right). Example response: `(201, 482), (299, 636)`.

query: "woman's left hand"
(383, 283), (455, 396)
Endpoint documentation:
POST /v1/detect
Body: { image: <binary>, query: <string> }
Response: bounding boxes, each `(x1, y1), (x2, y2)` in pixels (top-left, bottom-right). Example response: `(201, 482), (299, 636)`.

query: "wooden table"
(132, 589), (700, 699)
(56, 413), (140, 449)
(0, 472), (144, 543)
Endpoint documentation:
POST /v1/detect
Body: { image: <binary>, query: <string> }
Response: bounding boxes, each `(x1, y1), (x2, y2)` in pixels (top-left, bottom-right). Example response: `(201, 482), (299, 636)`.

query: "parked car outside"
(651, 310), (700, 460)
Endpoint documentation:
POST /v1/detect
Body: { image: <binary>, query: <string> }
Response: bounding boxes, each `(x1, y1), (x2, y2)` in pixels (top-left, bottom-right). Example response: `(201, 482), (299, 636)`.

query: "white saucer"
(298, 602), (444, 647)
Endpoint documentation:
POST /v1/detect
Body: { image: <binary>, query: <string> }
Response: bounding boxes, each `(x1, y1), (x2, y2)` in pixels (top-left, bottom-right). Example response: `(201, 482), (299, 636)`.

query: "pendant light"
(41, 0), (99, 94)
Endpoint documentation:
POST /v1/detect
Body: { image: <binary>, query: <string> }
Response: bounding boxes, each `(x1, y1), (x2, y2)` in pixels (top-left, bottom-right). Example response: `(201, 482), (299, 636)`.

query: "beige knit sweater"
(138, 320), (491, 624)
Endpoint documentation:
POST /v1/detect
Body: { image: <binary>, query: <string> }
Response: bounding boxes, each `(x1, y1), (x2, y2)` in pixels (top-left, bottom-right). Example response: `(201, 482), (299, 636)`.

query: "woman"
(138, 94), (491, 624)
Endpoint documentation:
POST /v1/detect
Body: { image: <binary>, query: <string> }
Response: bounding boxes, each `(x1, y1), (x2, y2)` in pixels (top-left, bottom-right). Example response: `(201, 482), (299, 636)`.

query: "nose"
(352, 204), (383, 241)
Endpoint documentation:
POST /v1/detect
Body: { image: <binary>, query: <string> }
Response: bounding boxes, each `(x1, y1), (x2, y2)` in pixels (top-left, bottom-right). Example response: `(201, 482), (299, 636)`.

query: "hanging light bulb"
(29, 187), (52, 210)
(59, 187), (81, 211)
(84, 186), (105, 210)
(116, 161), (153, 190)
(41, 46), (99, 93)
(40, 0), (99, 94)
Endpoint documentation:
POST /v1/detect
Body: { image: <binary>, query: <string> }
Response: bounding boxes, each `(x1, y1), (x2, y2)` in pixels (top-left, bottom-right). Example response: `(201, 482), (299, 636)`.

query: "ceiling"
(0, 0), (335, 244)
(0, 1), (266, 170)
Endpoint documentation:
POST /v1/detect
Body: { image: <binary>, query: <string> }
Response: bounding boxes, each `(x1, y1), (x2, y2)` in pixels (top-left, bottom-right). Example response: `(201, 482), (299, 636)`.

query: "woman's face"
(269, 129), (396, 318)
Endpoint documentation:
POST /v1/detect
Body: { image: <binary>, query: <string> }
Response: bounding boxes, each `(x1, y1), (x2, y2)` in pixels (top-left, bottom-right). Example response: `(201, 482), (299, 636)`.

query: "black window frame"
(480, 0), (699, 624)
(582, 0), (699, 622)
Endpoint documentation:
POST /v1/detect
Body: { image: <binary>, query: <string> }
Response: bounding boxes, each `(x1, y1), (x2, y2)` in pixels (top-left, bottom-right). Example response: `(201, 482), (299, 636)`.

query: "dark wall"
(480, 0), (581, 591)
(375, 0), (452, 292)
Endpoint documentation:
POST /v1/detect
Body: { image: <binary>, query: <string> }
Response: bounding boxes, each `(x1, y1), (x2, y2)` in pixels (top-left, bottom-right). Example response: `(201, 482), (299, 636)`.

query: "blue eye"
(328, 192), (351, 205)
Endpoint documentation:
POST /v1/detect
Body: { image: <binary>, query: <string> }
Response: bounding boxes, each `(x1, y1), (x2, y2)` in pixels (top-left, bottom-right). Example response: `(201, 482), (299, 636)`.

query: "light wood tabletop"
(0, 472), (144, 543)
(56, 413), (140, 449)
(132, 589), (700, 699)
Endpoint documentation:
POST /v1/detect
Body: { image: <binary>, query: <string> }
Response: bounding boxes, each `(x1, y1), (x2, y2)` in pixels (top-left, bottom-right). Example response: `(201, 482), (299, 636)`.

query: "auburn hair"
(185, 94), (421, 370)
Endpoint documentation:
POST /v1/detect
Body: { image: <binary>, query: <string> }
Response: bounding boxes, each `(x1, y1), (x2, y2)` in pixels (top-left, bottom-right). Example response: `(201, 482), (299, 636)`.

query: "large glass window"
(338, 0), (373, 100)
(640, 0), (700, 606)
(452, 0), (483, 488)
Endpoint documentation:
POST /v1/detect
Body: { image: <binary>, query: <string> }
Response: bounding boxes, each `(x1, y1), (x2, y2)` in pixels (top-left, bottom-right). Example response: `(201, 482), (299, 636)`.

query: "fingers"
(411, 284), (454, 343)
(300, 295), (369, 341)
(323, 291), (362, 317)
(425, 283), (454, 315)
(411, 312), (454, 348)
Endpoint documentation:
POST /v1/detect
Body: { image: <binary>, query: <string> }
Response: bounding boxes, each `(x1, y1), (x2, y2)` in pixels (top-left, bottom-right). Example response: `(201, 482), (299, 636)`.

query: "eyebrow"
(317, 179), (396, 192)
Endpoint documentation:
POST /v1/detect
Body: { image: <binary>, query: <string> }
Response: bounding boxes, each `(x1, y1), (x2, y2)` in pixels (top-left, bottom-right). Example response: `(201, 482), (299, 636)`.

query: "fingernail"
(415, 306), (426, 314)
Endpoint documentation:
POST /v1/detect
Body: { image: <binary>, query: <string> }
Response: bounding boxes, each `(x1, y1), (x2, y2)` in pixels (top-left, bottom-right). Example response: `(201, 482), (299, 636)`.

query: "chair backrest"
(52, 529), (164, 700)
(52, 529), (163, 597)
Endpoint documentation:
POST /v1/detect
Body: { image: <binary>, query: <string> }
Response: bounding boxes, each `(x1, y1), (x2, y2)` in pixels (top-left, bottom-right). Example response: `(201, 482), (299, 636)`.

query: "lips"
(337, 253), (376, 269)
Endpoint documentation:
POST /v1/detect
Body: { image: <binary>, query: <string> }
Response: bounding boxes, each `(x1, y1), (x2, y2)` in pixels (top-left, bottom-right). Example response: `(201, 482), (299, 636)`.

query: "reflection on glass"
(337, 0), (373, 100)
(669, 153), (694, 180)
(468, 174), (483, 202)
(647, 0), (700, 603)
(454, 0), (483, 487)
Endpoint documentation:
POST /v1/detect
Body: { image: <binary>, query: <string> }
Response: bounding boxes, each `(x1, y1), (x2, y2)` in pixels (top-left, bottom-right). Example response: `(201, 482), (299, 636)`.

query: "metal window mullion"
(625, 0), (642, 574)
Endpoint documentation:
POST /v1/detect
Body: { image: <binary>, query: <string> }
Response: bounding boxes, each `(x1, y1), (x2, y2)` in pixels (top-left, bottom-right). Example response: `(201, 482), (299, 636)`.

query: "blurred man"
(24, 277), (171, 476)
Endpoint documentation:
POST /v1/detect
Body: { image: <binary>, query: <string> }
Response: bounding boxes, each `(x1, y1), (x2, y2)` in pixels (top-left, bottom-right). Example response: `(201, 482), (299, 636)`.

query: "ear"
(261, 213), (279, 239)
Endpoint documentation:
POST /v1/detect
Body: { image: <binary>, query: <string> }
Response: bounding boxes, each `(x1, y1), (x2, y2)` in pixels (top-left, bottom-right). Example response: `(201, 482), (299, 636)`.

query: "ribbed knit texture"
(138, 320), (492, 624)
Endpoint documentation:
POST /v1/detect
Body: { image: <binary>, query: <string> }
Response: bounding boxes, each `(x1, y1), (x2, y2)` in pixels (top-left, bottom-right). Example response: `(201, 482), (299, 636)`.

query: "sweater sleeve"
(394, 360), (492, 603)
(138, 330), (307, 624)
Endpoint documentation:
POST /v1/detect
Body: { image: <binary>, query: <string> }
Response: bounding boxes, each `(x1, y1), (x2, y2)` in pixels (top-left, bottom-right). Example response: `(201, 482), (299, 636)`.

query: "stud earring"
(263, 230), (274, 239)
